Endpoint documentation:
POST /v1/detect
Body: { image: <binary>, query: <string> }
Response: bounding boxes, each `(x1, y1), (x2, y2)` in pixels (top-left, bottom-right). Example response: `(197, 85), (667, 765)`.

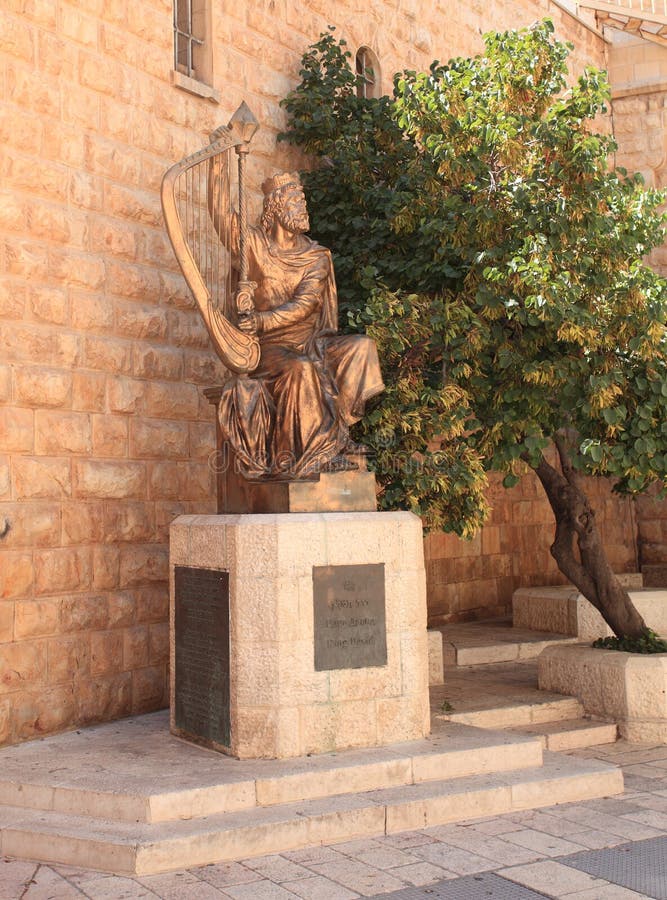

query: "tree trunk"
(529, 439), (647, 639)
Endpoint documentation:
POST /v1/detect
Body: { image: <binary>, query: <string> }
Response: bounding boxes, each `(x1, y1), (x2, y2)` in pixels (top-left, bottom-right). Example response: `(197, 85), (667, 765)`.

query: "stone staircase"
(431, 619), (619, 752)
(0, 703), (622, 875)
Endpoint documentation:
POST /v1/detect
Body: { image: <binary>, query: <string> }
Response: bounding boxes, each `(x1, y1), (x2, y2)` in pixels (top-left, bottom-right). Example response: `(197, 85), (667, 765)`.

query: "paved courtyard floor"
(2, 739), (667, 899)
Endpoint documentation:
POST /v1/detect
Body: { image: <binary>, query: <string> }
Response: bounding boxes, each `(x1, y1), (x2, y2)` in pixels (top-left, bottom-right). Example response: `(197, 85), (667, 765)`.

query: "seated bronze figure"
(162, 103), (383, 496)
(211, 170), (384, 479)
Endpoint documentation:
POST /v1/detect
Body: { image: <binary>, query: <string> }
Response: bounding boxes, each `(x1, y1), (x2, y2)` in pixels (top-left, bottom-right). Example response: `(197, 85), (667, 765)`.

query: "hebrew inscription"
(313, 563), (387, 671)
(174, 565), (230, 746)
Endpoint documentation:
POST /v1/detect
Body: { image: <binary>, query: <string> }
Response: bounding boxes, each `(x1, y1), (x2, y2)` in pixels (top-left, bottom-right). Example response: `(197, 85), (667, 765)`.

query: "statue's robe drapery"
(217, 225), (384, 478)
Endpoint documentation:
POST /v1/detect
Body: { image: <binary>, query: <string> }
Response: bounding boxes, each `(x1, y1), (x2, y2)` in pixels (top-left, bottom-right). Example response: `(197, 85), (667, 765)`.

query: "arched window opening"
(355, 46), (381, 99)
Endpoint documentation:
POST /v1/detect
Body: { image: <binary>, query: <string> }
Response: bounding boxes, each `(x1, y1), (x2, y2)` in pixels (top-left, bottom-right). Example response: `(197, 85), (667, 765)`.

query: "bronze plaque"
(313, 563), (387, 671)
(174, 565), (230, 746)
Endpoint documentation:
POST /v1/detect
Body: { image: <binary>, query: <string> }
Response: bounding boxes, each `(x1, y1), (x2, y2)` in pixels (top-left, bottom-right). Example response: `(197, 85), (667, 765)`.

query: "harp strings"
(176, 149), (233, 317)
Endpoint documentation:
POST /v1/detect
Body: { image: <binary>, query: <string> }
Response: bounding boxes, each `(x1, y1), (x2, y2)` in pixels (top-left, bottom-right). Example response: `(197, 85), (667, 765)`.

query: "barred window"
(174, 0), (205, 81)
(355, 46), (381, 99)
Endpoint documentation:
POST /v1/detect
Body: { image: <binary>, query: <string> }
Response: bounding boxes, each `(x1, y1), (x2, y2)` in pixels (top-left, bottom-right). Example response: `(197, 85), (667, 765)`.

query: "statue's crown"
(261, 172), (301, 195)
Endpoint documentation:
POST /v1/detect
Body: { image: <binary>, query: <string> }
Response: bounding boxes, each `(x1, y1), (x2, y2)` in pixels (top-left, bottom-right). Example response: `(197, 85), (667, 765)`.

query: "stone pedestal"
(170, 511), (430, 759)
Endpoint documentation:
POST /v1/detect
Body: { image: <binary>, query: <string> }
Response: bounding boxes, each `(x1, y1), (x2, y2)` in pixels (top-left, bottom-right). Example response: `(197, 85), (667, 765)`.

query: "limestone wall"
(608, 32), (667, 281)
(0, 0), (625, 747)
(426, 471), (638, 627)
(605, 31), (667, 570)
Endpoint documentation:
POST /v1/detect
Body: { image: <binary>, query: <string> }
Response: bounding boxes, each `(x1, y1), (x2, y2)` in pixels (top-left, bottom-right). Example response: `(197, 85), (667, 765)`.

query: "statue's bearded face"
(277, 187), (310, 233)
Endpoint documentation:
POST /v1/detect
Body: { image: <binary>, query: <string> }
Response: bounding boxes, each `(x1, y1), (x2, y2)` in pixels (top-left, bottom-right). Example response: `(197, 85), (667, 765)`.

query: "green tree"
(280, 22), (667, 638)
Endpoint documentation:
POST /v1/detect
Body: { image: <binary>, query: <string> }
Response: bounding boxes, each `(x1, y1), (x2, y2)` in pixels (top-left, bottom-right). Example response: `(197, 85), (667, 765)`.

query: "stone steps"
(438, 693), (585, 730)
(433, 653), (618, 752)
(508, 718), (618, 752)
(0, 719), (545, 825)
(437, 618), (576, 668)
(0, 753), (622, 875)
(0, 710), (623, 875)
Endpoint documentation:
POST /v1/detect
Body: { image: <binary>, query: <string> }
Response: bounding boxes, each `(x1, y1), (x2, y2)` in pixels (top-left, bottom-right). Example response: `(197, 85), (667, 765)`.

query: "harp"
(161, 102), (260, 374)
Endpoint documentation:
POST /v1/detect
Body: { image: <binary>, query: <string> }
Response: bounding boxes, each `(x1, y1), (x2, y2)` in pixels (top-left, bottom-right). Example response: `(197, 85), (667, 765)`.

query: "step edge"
(0, 760), (623, 875)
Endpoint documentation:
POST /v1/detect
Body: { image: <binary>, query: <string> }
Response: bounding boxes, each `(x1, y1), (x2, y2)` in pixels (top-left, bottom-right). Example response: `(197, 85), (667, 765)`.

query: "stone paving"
(2, 739), (667, 899)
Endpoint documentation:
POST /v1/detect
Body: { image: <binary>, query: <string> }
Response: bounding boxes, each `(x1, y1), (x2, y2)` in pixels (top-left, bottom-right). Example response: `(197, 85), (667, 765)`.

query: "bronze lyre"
(161, 102), (260, 374)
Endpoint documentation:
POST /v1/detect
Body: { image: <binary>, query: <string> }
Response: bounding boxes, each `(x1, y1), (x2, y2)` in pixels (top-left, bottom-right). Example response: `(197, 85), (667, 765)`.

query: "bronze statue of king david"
(161, 103), (384, 508)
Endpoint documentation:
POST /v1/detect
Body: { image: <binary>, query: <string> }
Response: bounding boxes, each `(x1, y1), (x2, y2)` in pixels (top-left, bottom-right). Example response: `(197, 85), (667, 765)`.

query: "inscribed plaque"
(313, 563), (387, 671)
(174, 565), (230, 746)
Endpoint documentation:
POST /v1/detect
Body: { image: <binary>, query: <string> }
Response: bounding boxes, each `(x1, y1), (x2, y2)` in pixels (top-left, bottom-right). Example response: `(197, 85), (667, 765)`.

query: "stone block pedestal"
(170, 511), (429, 759)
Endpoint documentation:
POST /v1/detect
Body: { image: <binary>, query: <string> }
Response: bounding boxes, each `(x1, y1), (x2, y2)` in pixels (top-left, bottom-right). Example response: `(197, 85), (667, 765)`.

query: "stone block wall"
(0, 0), (228, 746)
(607, 34), (667, 279)
(425, 470), (638, 626)
(605, 31), (667, 572)
(0, 0), (629, 747)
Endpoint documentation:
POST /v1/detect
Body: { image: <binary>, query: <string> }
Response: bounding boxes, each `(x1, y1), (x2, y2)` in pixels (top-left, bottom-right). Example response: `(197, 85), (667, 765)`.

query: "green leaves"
(593, 630), (667, 653)
(281, 22), (667, 535)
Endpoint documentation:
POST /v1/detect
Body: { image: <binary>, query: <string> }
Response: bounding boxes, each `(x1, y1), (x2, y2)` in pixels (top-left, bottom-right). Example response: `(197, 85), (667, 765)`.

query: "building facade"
(1, 0), (665, 746)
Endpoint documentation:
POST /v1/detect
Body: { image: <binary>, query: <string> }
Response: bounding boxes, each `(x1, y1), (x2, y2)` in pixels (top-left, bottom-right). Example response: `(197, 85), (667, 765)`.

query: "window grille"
(174, 0), (204, 80)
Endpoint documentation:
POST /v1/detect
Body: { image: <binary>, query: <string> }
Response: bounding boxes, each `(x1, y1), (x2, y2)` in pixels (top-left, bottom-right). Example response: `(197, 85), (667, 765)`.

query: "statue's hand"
(238, 311), (259, 334)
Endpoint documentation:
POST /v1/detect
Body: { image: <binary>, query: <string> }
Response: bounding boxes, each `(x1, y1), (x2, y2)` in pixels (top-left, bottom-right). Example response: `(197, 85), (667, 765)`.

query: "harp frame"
(161, 103), (261, 375)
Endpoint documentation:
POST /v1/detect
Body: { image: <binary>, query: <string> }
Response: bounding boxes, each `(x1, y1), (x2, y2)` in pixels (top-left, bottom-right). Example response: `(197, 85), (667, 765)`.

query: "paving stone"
(281, 847), (347, 866)
(195, 862), (261, 888)
(607, 747), (667, 765)
(137, 870), (226, 898)
(52, 864), (103, 880)
(624, 774), (667, 793)
(624, 764), (667, 780)
(467, 818), (525, 835)
(378, 833), (437, 850)
(221, 880), (302, 899)
(280, 875), (360, 899)
(386, 861), (457, 886)
(353, 847), (421, 870)
(564, 829), (628, 850)
(499, 859), (608, 895)
(243, 855), (312, 883)
(502, 828), (588, 857)
(624, 809), (667, 831)
(309, 858), (408, 896)
(0, 859), (39, 898)
(545, 806), (664, 840)
(332, 839), (387, 856)
(581, 799), (648, 816)
(632, 795), (667, 813)
(68, 873), (158, 899)
(420, 826), (540, 866)
(21, 865), (88, 899)
(506, 810), (590, 837)
(410, 842), (497, 876)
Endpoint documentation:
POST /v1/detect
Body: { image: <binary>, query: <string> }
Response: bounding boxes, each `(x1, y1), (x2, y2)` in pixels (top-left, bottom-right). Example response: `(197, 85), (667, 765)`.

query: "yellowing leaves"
(590, 383), (623, 411)
(648, 320), (666, 344)
(557, 322), (596, 344)
(523, 367), (558, 386)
